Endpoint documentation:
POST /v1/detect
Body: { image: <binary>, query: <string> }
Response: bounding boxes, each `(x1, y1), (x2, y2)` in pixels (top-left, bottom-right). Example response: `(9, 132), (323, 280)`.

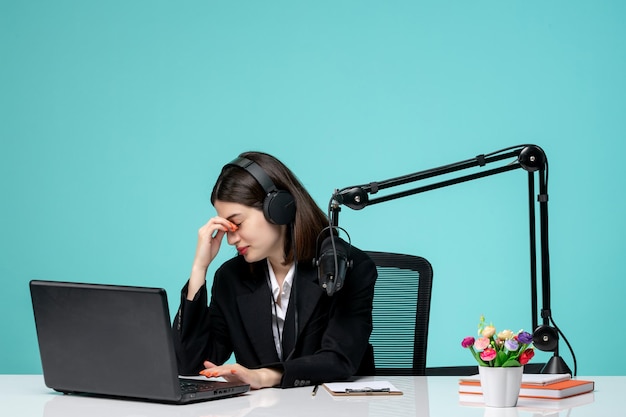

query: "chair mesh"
(365, 251), (433, 376)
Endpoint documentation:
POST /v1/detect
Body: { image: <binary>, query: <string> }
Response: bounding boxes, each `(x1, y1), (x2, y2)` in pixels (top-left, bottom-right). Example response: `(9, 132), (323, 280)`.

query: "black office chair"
(365, 250), (433, 376)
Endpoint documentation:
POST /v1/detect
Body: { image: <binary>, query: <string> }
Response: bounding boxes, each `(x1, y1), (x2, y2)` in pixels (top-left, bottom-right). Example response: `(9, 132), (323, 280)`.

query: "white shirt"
(266, 259), (295, 360)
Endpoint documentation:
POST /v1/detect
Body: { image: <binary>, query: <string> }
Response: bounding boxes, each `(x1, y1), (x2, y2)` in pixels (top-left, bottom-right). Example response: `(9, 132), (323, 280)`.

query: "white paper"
(323, 380), (401, 393)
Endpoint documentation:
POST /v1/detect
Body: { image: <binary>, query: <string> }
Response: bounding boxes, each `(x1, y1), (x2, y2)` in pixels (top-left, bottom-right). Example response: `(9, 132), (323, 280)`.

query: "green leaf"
(470, 347), (488, 366)
(495, 350), (508, 367)
(502, 359), (522, 367)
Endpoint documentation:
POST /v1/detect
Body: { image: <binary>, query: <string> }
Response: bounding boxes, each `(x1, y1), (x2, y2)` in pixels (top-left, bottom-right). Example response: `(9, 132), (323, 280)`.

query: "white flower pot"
(478, 366), (524, 407)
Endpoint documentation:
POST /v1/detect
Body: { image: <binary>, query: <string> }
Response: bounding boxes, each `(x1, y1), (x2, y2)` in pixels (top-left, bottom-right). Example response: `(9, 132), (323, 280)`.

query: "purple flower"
(505, 339), (519, 351)
(461, 337), (475, 348)
(517, 331), (533, 344)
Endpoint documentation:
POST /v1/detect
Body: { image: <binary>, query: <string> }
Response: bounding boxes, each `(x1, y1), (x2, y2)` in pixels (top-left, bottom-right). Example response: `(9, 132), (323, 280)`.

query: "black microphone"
(314, 231), (352, 296)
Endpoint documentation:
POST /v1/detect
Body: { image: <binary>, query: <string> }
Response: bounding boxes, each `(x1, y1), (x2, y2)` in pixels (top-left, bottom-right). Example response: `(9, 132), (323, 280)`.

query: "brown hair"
(211, 151), (329, 264)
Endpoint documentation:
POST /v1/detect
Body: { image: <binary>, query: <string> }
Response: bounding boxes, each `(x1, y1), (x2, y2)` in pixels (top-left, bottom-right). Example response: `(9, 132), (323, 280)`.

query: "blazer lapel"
(237, 274), (281, 364)
(282, 266), (324, 358)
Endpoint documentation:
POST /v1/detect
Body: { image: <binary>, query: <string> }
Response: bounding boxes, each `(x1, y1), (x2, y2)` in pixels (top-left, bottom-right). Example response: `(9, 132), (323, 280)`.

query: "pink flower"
(462, 317), (536, 368)
(474, 337), (490, 351)
(480, 347), (497, 362)
(461, 337), (475, 348)
(519, 348), (535, 365)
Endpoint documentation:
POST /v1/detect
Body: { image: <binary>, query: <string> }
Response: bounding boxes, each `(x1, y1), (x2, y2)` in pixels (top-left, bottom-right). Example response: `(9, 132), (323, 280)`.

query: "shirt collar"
(266, 259), (295, 301)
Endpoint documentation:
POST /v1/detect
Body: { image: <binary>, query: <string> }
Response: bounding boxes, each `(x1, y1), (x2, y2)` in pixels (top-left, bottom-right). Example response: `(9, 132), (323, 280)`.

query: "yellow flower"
(482, 325), (496, 338)
(497, 329), (514, 340)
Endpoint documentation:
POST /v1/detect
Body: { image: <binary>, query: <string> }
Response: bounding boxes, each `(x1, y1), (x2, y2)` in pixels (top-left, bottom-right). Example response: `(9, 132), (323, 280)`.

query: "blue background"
(2, 1), (624, 375)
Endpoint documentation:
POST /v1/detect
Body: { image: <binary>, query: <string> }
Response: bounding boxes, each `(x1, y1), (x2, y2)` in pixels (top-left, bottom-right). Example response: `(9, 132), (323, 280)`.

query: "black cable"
(545, 151), (550, 189)
(541, 151), (577, 375)
(265, 268), (283, 360)
(290, 222), (299, 350)
(270, 223), (300, 362)
(264, 222), (299, 362)
(484, 144), (528, 158)
(549, 316), (577, 376)
(327, 197), (340, 284)
(538, 149), (576, 376)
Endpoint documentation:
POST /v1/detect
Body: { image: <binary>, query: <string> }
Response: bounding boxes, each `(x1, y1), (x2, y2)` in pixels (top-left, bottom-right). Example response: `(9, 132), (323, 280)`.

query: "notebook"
(29, 280), (250, 404)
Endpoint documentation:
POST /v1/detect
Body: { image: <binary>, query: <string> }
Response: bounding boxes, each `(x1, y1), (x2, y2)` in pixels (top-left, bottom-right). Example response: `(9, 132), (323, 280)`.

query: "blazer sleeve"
(172, 280), (233, 375)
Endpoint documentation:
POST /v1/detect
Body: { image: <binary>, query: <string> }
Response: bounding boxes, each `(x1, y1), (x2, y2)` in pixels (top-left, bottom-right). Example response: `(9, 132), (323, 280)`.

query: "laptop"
(29, 280), (250, 404)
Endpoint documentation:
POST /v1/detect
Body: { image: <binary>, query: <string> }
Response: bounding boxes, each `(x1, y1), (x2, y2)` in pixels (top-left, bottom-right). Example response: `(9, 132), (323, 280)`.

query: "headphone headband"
(226, 157), (278, 196)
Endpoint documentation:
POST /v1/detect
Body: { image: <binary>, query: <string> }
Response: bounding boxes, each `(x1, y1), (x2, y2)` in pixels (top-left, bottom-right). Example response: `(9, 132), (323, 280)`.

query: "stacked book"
(458, 373), (595, 410)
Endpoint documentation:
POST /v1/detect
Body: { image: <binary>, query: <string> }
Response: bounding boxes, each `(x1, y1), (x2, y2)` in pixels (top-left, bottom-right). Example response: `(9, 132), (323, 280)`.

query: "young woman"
(172, 151), (376, 389)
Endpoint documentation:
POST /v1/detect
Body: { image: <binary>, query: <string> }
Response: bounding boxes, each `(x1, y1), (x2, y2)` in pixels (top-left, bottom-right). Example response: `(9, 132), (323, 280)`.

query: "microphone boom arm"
(330, 144), (571, 374)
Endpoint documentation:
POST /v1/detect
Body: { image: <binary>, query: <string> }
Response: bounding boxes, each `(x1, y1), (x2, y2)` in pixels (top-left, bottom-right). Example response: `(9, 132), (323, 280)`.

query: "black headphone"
(224, 156), (296, 225)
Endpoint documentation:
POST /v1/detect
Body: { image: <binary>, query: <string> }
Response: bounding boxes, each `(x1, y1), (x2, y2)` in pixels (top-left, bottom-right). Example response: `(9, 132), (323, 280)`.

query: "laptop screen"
(30, 280), (249, 403)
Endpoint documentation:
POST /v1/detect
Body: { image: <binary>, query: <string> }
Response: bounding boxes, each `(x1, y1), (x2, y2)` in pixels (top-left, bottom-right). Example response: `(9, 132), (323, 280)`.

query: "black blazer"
(172, 244), (376, 388)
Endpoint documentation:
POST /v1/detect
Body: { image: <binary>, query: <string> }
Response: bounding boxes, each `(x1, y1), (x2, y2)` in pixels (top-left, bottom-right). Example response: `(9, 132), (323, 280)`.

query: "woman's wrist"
(257, 367), (283, 388)
(191, 260), (209, 274)
(187, 266), (208, 300)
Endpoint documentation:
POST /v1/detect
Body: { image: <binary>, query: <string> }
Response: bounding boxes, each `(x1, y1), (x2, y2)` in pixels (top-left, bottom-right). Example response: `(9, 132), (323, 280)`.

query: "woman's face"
(213, 200), (286, 264)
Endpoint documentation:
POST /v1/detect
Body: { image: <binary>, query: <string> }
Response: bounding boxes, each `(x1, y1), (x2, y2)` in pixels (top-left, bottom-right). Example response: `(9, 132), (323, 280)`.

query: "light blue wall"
(2, 1), (625, 375)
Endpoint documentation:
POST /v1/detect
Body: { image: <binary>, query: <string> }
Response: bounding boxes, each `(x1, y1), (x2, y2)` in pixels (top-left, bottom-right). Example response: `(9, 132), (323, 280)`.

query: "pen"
(311, 384), (319, 396)
(345, 387), (390, 394)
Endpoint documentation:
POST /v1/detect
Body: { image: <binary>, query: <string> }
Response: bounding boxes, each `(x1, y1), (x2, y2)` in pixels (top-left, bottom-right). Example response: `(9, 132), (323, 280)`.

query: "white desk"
(0, 375), (622, 417)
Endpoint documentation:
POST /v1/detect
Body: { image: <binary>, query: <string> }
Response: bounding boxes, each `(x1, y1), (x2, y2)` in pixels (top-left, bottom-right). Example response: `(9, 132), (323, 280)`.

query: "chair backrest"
(365, 251), (433, 376)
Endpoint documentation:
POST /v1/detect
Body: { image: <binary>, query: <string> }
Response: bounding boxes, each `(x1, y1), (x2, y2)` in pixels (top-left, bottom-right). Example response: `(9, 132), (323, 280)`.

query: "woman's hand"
(187, 217), (238, 300)
(199, 361), (282, 390)
(193, 217), (238, 270)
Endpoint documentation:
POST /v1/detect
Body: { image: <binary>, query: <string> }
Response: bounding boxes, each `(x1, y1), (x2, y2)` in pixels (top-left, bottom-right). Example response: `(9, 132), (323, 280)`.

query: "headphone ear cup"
(532, 324), (559, 352)
(264, 190), (296, 225)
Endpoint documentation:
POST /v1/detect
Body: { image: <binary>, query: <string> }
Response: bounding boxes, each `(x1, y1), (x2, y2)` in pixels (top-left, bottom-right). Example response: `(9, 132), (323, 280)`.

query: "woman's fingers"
(194, 217), (238, 267)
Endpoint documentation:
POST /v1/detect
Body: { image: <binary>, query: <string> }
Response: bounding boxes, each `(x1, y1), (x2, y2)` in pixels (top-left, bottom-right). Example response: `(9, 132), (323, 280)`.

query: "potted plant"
(461, 316), (535, 407)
